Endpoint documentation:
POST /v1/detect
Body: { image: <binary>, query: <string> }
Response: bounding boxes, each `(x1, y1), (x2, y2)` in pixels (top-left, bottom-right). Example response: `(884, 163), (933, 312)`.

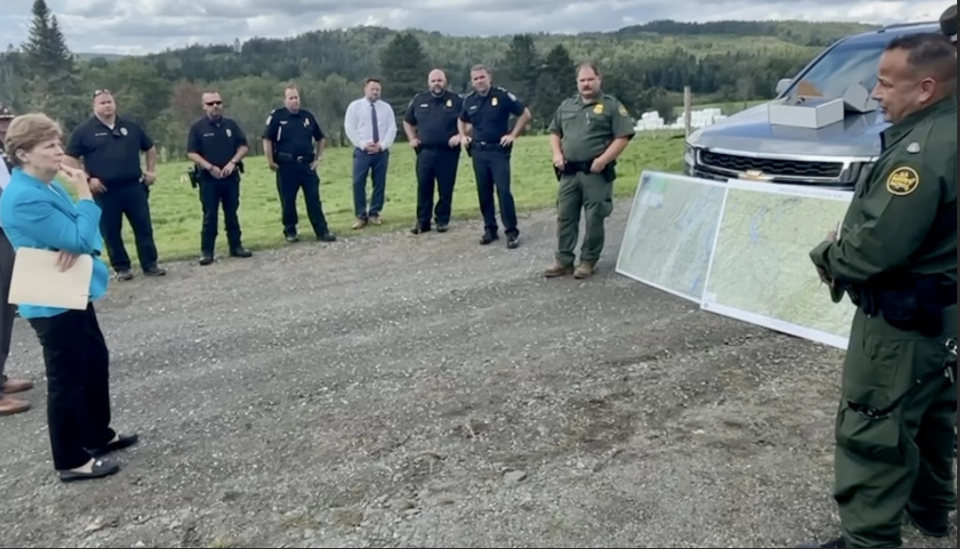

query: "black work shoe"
(143, 266), (167, 277)
(506, 236), (519, 249)
(795, 538), (845, 548)
(437, 224), (449, 233)
(411, 226), (431, 235)
(87, 433), (140, 458)
(116, 270), (134, 281)
(59, 459), (120, 483)
(316, 233), (336, 242)
(199, 254), (214, 266)
(904, 507), (949, 538)
(230, 248), (253, 258)
(285, 234), (299, 243)
(480, 233), (498, 245)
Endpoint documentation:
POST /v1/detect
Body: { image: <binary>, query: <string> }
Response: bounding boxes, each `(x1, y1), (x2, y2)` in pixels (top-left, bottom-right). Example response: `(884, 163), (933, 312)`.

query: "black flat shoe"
(59, 459), (120, 483)
(87, 433), (139, 458)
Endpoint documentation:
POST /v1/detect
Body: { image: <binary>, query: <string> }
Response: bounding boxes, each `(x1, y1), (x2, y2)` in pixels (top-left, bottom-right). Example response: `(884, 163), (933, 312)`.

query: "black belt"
(276, 152), (314, 164)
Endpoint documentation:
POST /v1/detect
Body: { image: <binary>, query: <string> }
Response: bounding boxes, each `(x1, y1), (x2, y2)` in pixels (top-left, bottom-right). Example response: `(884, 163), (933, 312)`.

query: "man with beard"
(544, 62), (635, 279)
(186, 91), (253, 265)
(403, 69), (464, 234)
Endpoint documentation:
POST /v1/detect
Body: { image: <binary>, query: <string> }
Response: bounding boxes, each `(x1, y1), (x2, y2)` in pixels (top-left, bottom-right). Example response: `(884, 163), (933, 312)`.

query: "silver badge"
(907, 142), (920, 153)
(226, 128), (232, 137)
(120, 127), (128, 136)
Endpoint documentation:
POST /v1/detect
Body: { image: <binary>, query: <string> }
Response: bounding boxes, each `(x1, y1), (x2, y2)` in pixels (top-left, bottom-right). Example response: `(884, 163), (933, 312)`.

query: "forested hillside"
(0, 0), (879, 161)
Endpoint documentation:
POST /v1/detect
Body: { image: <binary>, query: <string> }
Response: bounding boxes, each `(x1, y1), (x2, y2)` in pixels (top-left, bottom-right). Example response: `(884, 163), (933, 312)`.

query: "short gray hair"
(470, 64), (491, 75)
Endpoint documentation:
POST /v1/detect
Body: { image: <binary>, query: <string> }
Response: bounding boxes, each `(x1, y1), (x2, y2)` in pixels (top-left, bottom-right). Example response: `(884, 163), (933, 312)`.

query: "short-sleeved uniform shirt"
(187, 115), (248, 170)
(66, 116), (154, 184)
(548, 94), (636, 163)
(459, 87), (525, 143)
(262, 107), (324, 160)
(810, 96), (957, 287)
(404, 90), (464, 147)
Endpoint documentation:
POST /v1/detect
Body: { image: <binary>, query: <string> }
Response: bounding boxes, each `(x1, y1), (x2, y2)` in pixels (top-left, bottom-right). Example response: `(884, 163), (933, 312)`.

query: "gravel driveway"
(0, 201), (955, 548)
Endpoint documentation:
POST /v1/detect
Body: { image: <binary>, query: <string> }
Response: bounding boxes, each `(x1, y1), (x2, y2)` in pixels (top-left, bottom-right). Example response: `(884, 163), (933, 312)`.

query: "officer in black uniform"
(403, 68), (464, 234)
(65, 89), (166, 281)
(186, 91), (253, 265)
(458, 64), (532, 248)
(261, 85), (336, 243)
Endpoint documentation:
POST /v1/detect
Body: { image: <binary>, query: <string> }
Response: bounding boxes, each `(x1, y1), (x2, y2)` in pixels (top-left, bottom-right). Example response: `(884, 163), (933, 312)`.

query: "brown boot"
(544, 261), (574, 278)
(574, 262), (595, 279)
(1, 377), (33, 394)
(0, 396), (31, 416)
(369, 215), (382, 226)
(352, 218), (367, 230)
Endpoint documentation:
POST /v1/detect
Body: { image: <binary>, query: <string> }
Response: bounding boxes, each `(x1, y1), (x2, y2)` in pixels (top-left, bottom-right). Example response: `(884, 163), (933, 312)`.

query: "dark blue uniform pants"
(199, 174), (242, 254)
(352, 149), (389, 219)
(471, 148), (518, 238)
(94, 181), (159, 272)
(276, 162), (329, 237)
(415, 147), (460, 228)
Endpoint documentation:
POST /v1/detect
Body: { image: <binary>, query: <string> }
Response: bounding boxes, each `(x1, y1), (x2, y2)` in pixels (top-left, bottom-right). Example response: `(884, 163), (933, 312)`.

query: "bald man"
(801, 32), (957, 549)
(403, 69), (464, 234)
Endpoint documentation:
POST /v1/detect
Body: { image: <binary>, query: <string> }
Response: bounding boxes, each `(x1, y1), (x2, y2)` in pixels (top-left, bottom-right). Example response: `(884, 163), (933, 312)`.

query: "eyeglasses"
(93, 89), (111, 98)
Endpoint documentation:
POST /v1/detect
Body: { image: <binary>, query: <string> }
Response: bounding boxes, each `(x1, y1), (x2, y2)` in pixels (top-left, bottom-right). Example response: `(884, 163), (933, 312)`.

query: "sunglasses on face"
(205, 101), (223, 106)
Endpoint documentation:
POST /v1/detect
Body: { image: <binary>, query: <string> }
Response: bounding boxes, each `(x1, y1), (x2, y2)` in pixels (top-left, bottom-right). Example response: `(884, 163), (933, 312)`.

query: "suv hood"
(689, 100), (888, 158)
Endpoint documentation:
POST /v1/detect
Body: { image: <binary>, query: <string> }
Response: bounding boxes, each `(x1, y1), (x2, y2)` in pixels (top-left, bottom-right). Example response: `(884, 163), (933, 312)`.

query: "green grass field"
(125, 134), (685, 263)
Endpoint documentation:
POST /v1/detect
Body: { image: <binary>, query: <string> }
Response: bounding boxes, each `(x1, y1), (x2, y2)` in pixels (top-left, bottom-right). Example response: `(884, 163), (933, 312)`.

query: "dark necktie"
(370, 102), (380, 143)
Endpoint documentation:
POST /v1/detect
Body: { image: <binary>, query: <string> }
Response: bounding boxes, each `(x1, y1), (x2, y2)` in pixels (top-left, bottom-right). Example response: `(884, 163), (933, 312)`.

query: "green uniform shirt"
(548, 94), (636, 162)
(811, 96), (957, 286)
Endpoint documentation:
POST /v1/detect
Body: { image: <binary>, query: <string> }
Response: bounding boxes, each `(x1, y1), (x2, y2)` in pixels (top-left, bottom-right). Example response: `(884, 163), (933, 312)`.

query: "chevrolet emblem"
(743, 170), (771, 181)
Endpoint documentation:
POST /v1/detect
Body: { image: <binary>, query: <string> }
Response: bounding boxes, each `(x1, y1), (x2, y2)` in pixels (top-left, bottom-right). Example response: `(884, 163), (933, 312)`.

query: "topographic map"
(700, 179), (856, 349)
(616, 172), (727, 302)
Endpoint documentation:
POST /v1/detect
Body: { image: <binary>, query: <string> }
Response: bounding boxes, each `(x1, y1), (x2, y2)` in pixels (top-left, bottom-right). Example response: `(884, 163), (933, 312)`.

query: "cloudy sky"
(0, 0), (952, 55)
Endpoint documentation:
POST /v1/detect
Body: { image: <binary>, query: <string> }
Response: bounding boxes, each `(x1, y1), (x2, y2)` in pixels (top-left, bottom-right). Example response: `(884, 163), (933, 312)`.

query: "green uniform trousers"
(834, 304), (957, 548)
(555, 171), (613, 266)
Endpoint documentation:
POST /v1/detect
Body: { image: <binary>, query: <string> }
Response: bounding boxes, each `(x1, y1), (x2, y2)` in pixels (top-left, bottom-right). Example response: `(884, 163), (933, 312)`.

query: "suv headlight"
(683, 143), (696, 172)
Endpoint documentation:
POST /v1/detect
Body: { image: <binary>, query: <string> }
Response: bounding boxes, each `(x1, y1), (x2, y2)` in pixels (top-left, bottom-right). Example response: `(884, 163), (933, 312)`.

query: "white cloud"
(0, 0), (952, 55)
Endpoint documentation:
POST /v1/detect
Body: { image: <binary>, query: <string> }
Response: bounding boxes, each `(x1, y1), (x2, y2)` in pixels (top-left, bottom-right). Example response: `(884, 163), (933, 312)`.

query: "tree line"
(0, 0), (867, 162)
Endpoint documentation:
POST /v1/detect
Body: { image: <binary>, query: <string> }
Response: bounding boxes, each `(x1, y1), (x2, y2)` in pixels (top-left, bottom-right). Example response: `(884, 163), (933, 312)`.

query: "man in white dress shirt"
(0, 106), (33, 417)
(344, 78), (397, 229)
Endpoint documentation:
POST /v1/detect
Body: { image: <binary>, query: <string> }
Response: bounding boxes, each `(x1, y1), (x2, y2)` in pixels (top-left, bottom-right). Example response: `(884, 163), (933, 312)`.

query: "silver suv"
(683, 21), (942, 190)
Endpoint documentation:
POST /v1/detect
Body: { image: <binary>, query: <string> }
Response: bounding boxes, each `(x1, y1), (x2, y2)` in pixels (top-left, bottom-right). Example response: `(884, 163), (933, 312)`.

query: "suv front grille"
(699, 150), (845, 180)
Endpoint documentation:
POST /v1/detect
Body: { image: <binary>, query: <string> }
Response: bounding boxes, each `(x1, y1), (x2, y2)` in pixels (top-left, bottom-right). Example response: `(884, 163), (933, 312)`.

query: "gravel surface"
(0, 201), (955, 548)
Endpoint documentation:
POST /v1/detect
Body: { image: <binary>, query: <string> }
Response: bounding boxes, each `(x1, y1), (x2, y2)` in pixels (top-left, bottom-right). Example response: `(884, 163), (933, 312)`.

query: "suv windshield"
(785, 40), (885, 98)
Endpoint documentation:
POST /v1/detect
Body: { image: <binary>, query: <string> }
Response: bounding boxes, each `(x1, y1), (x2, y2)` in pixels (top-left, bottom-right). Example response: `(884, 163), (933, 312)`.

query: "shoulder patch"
(507, 92), (517, 101)
(885, 166), (920, 196)
(618, 104), (629, 117)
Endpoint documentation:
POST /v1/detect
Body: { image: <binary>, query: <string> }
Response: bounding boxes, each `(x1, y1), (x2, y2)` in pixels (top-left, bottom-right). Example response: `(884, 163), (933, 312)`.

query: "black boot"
(904, 507), (949, 538)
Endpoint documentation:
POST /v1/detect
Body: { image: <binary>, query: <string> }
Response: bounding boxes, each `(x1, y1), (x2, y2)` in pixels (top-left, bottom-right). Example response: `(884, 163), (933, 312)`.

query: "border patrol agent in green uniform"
(941, 1), (957, 463)
(544, 62), (635, 279)
(801, 33), (957, 549)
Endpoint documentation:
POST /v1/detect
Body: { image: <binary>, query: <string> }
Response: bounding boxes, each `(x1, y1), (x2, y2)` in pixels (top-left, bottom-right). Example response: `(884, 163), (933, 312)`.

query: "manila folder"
(8, 248), (93, 310)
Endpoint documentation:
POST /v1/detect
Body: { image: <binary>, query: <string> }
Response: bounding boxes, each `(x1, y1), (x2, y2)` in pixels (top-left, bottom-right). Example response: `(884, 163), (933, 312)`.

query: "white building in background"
(634, 108), (727, 132)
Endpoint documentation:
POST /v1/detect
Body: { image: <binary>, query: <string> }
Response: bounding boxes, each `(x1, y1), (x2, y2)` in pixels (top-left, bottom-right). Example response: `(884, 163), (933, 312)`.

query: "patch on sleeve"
(885, 166), (920, 196)
(618, 104), (629, 116)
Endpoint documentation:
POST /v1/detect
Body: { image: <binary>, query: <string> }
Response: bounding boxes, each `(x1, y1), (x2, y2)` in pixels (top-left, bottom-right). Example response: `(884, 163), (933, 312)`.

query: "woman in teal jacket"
(0, 113), (137, 483)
